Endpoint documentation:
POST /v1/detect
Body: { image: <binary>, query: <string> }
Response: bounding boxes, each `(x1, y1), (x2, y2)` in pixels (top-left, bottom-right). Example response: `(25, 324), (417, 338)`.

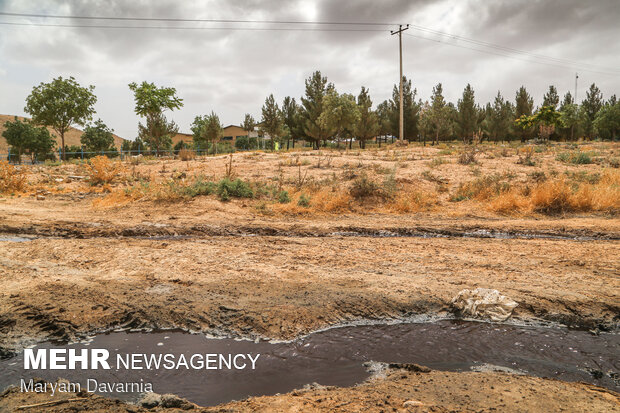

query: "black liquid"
(1, 320), (617, 406)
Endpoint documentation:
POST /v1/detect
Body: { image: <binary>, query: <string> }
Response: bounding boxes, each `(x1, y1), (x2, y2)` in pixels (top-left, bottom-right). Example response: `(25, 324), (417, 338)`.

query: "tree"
(594, 100), (620, 140)
(241, 113), (256, 145)
(559, 93), (581, 140)
(191, 112), (222, 154)
(24, 76), (96, 160)
(428, 83), (451, 145)
(282, 97), (301, 149)
(81, 119), (115, 153)
(318, 90), (359, 148)
(581, 83), (603, 138)
(2, 117), (55, 163)
(354, 87), (379, 149)
(128, 81), (183, 154)
(515, 86), (534, 142)
(542, 85), (560, 109)
(260, 94), (284, 150)
(488, 91), (513, 142)
(457, 84), (477, 142)
(300, 71), (334, 149)
(389, 76), (419, 141)
(515, 106), (561, 142)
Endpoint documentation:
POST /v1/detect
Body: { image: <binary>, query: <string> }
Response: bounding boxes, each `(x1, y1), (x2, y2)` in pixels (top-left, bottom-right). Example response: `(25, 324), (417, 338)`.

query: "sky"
(0, 0), (618, 140)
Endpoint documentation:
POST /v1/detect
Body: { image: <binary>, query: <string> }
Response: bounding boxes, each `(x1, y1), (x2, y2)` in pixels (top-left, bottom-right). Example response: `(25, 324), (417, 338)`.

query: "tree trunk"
(61, 131), (66, 161)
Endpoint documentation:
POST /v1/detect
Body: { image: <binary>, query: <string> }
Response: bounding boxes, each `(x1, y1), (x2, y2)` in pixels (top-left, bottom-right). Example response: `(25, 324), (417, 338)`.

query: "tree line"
(3, 73), (619, 162)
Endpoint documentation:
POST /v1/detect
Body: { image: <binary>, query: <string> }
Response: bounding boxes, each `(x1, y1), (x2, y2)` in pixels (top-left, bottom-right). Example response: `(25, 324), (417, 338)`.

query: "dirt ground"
(1, 142), (619, 411)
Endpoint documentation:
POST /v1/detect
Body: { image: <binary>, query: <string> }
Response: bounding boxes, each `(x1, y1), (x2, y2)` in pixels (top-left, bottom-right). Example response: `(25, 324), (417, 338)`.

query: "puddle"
(1, 320), (617, 406)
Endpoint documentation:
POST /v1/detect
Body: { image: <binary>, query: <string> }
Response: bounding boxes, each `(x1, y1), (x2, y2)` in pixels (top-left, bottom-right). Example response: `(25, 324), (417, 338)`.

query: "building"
(172, 125), (259, 148)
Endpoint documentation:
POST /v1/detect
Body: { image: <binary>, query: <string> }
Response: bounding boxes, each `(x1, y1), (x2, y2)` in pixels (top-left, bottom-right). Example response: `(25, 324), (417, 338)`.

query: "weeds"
(84, 156), (123, 185)
(452, 174), (511, 201)
(556, 151), (593, 165)
(0, 161), (27, 194)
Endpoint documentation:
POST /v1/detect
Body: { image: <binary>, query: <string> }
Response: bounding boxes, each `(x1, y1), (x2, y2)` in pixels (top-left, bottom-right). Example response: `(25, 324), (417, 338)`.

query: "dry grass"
(489, 170), (620, 215)
(0, 161), (27, 194)
(178, 148), (195, 161)
(391, 189), (438, 213)
(84, 156), (124, 186)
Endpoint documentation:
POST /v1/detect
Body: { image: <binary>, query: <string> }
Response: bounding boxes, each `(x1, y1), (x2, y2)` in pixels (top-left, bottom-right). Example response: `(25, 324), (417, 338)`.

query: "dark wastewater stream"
(1, 320), (618, 407)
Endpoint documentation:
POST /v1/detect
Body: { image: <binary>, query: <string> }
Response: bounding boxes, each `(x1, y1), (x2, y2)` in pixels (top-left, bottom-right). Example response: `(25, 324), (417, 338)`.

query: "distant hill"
(0, 114), (126, 153)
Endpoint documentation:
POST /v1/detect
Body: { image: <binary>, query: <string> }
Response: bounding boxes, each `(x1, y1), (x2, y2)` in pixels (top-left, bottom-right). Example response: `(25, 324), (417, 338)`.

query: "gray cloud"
(0, 0), (618, 139)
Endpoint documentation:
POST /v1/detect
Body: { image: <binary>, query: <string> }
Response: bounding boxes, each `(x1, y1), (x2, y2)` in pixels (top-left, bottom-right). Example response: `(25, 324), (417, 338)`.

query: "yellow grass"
(84, 156), (124, 185)
(489, 170), (620, 214)
(0, 161), (27, 193)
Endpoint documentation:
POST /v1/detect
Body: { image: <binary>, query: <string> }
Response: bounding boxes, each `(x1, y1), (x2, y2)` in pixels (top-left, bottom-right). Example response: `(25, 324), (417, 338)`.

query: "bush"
(278, 190), (291, 204)
(84, 155), (123, 185)
(349, 173), (382, 200)
(556, 151), (593, 165)
(452, 174), (511, 201)
(182, 177), (216, 198)
(178, 148), (195, 161)
(216, 178), (253, 201)
(0, 161), (27, 193)
(297, 193), (310, 207)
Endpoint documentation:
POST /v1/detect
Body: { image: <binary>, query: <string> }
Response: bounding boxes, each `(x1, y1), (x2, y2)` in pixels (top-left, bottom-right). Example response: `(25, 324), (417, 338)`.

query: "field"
(1, 140), (619, 411)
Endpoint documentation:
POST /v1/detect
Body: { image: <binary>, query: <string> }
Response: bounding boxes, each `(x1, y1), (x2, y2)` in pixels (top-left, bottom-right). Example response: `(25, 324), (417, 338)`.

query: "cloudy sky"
(0, 0), (618, 139)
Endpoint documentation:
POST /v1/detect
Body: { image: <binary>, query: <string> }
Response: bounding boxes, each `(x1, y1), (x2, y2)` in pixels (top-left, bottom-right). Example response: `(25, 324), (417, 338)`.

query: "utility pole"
(391, 24), (409, 141)
(574, 72), (579, 104)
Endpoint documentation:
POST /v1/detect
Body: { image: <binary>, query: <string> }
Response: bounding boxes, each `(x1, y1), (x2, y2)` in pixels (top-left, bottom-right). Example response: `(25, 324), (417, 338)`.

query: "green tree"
(241, 113), (256, 145)
(319, 90), (359, 148)
(354, 87), (379, 149)
(300, 71), (335, 149)
(515, 86), (534, 142)
(542, 85), (560, 109)
(389, 76), (419, 141)
(457, 84), (477, 142)
(282, 96), (301, 149)
(2, 117), (55, 163)
(558, 92), (581, 140)
(581, 83), (603, 138)
(81, 119), (115, 153)
(24, 76), (96, 160)
(428, 83), (451, 145)
(594, 100), (620, 140)
(260, 94), (284, 150)
(191, 112), (222, 154)
(128, 81), (183, 154)
(488, 91), (513, 142)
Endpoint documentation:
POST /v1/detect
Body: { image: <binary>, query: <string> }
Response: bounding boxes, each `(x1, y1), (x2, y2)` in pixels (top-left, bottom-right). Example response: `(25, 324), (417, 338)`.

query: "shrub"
(84, 155), (123, 185)
(452, 174), (510, 201)
(179, 148), (195, 161)
(278, 190), (291, 204)
(458, 147), (477, 165)
(182, 177), (216, 198)
(0, 161), (27, 193)
(349, 172), (382, 200)
(216, 178), (253, 201)
(556, 151), (593, 165)
(297, 193), (310, 207)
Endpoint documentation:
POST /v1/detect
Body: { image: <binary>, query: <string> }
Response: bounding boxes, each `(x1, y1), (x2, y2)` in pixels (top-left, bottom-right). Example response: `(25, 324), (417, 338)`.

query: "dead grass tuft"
(84, 156), (124, 185)
(0, 161), (27, 194)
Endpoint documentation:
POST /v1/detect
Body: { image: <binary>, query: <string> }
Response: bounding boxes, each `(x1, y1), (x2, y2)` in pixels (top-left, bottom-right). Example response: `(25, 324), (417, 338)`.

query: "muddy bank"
(1, 235), (618, 354)
(1, 219), (619, 241)
(1, 366), (618, 412)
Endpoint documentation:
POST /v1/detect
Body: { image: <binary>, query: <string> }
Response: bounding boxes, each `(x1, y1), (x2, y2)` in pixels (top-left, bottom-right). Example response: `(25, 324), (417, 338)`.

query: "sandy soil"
(1, 143), (619, 411)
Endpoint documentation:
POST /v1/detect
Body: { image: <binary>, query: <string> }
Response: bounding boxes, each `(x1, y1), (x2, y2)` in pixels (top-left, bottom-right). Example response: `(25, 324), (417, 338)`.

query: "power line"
(0, 11), (396, 26)
(1, 10), (618, 75)
(405, 33), (619, 76)
(406, 24), (620, 74)
(0, 21), (387, 32)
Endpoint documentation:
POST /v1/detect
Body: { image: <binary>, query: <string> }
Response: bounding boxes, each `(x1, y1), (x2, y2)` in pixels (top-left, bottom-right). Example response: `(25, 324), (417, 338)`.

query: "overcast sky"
(0, 0), (618, 139)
